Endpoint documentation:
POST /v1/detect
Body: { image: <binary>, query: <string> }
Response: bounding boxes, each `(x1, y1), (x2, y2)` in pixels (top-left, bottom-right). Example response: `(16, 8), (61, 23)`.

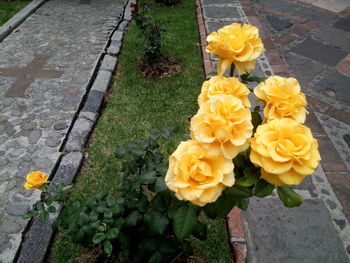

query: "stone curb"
(0, 0), (47, 42)
(195, 1), (246, 262)
(14, 0), (135, 262)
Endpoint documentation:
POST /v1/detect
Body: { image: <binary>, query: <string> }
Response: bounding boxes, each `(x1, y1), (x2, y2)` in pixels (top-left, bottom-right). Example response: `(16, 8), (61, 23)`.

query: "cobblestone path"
(200, 0), (350, 262)
(0, 0), (127, 261)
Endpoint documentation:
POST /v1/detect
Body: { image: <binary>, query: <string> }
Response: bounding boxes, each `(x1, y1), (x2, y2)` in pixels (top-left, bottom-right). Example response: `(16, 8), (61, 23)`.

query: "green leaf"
(254, 178), (274, 197)
(161, 128), (171, 139)
(78, 212), (89, 226)
(91, 220), (102, 229)
(36, 202), (45, 211)
(226, 185), (253, 198)
(236, 198), (249, 210)
(38, 211), (49, 224)
(72, 229), (85, 243)
(103, 240), (113, 254)
(132, 150), (144, 159)
(211, 191), (236, 218)
(51, 218), (62, 230)
(139, 237), (158, 252)
(155, 164), (168, 176)
(150, 194), (167, 212)
(115, 147), (127, 159)
(107, 196), (117, 207)
(159, 238), (179, 255)
(148, 251), (163, 263)
(128, 161), (138, 174)
(92, 233), (106, 244)
(144, 212), (169, 235)
(23, 209), (39, 219)
(173, 206), (197, 240)
(89, 212), (98, 222)
(95, 190), (107, 201)
(155, 177), (167, 193)
(203, 203), (218, 219)
(107, 228), (120, 239)
(277, 186), (302, 208)
(138, 170), (157, 184)
(126, 210), (140, 227)
(192, 221), (207, 240)
(251, 111), (262, 132)
(104, 210), (113, 219)
(236, 167), (260, 187)
(153, 153), (164, 163)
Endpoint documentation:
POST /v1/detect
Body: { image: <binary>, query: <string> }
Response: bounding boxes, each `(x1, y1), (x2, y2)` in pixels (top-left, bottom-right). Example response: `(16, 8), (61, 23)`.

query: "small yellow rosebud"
(24, 171), (48, 190)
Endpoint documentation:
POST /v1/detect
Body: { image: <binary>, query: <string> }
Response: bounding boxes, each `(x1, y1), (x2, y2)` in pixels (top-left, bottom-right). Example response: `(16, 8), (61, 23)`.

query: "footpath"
(197, 0), (350, 262)
(0, 0), (130, 262)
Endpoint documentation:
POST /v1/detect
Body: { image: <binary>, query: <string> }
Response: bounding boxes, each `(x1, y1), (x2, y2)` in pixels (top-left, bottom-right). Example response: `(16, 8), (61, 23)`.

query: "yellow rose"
(206, 23), (264, 75)
(254, 76), (307, 123)
(165, 140), (235, 206)
(198, 75), (251, 108)
(24, 171), (48, 190)
(250, 118), (320, 186)
(191, 95), (253, 159)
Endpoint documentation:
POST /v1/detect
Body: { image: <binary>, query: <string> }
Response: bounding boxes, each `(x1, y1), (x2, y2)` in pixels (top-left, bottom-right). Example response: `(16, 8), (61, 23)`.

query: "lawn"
(0, 0), (30, 26)
(49, 0), (232, 262)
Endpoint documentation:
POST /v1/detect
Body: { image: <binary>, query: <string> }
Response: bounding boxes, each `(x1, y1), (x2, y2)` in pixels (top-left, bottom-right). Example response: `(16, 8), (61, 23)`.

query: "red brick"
(198, 23), (206, 35)
(262, 37), (275, 50)
(265, 50), (284, 65)
(227, 207), (245, 238)
(325, 172), (350, 220)
(318, 137), (348, 172)
(272, 64), (289, 73)
(232, 243), (247, 263)
(204, 60), (213, 75)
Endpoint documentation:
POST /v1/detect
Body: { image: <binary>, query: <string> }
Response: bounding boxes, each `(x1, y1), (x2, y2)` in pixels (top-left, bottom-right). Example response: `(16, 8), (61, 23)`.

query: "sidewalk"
(198, 0), (350, 262)
(0, 0), (128, 261)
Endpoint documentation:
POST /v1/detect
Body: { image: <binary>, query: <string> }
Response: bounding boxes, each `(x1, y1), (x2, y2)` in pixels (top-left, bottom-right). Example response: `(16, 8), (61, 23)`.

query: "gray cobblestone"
(64, 118), (94, 152)
(107, 40), (122, 55)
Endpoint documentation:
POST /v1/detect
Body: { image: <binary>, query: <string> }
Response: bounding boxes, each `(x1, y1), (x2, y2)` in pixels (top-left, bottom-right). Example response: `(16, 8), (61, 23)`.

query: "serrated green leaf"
(36, 202), (45, 211)
(104, 210), (113, 219)
(139, 237), (158, 252)
(126, 210), (140, 227)
(144, 211), (169, 235)
(78, 212), (89, 226)
(155, 177), (167, 193)
(150, 194), (167, 212)
(254, 178), (274, 197)
(106, 196), (117, 207)
(51, 217), (62, 230)
(72, 229), (85, 243)
(92, 233), (106, 244)
(173, 206), (197, 240)
(95, 190), (107, 201)
(38, 211), (49, 224)
(251, 111), (262, 132)
(277, 186), (302, 208)
(47, 206), (56, 213)
(226, 185), (253, 198)
(148, 251), (163, 263)
(115, 147), (127, 159)
(236, 167), (260, 187)
(236, 198), (249, 210)
(89, 212), (98, 222)
(128, 161), (138, 174)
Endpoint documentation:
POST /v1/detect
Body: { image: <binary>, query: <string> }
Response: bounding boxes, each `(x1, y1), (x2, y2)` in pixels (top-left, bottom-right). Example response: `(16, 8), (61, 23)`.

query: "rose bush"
(206, 22), (264, 75)
(254, 76), (307, 123)
(165, 140), (235, 206)
(250, 118), (321, 186)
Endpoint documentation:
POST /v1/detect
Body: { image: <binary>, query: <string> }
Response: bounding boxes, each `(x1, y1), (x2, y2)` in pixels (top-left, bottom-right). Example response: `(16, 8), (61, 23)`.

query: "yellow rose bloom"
(198, 75), (251, 108)
(254, 76), (307, 123)
(206, 23), (264, 75)
(250, 118), (320, 186)
(24, 171), (48, 190)
(165, 140), (235, 206)
(191, 95), (253, 159)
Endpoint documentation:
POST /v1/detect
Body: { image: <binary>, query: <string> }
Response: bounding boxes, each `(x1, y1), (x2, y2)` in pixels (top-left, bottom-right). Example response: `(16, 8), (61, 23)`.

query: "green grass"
(49, 0), (232, 262)
(0, 0), (31, 26)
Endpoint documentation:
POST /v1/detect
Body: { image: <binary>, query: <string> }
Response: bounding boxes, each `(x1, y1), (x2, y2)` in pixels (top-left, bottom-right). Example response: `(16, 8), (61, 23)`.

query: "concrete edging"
(14, 0), (136, 262)
(0, 0), (47, 42)
(195, 1), (247, 262)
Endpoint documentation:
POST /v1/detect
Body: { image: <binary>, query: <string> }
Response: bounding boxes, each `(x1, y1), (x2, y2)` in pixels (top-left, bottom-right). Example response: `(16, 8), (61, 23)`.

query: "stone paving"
(199, 0), (350, 261)
(0, 0), (127, 262)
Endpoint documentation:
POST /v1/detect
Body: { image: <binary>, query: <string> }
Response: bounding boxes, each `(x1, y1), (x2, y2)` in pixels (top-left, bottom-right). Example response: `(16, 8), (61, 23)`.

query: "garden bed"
(48, 0), (232, 262)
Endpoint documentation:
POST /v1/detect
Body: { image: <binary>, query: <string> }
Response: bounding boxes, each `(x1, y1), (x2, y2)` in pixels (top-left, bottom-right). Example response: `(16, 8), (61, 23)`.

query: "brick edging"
(195, 1), (247, 262)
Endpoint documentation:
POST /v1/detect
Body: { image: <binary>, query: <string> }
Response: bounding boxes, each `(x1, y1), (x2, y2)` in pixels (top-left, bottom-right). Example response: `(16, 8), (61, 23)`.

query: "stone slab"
(100, 55), (117, 72)
(284, 52), (324, 88)
(291, 38), (348, 67)
(267, 15), (293, 31)
(334, 17), (350, 32)
(253, 0), (299, 13)
(315, 72), (350, 106)
(203, 6), (240, 19)
(205, 20), (242, 33)
(243, 198), (349, 263)
(81, 90), (105, 113)
(64, 118), (94, 152)
(91, 70), (112, 93)
(107, 40), (122, 55)
(314, 25), (350, 51)
(202, 0), (235, 5)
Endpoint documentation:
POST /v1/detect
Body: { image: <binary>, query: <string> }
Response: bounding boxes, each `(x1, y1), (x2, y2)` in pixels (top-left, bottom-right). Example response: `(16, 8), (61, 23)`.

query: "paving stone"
(82, 90), (105, 113)
(91, 70), (112, 93)
(0, 234), (11, 253)
(315, 72), (350, 106)
(27, 130), (42, 144)
(334, 219), (346, 230)
(4, 203), (30, 216)
(291, 38), (348, 67)
(22, 122), (37, 131)
(107, 40), (122, 55)
(111, 30), (124, 42)
(203, 6), (240, 19)
(253, 0), (299, 12)
(284, 53), (324, 88)
(267, 14), (293, 31)
(34, 157), (53, 169)
(100, 55), (117, 72)
(40, 119), (54, 128)
(294, 175), (315, 190)
(45, 132), (63, 147)
(334, 16), (350, 32)
(202, 0), (234, 4)
(53, 122), (68, 130)
(0, 215), (25, 234)
(79, 111), (98, 122)
(64, 118), (93, 152)
(206, 20), (240, 33)
(314, 25), (350, 51)
(243, 198), (349, 263)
